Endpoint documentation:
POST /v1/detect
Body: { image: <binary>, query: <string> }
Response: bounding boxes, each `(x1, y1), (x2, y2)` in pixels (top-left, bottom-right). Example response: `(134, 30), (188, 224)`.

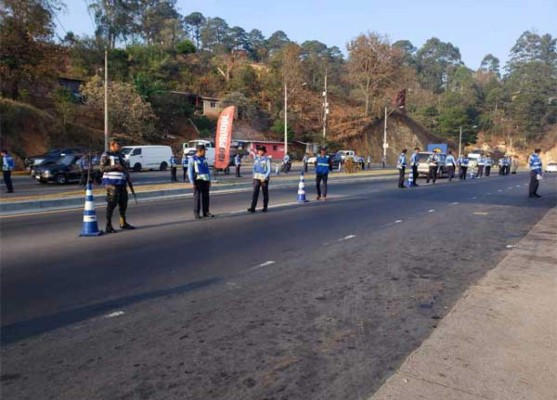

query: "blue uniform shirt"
(529, 153), (542, 173)
(2, 154), (15, 171)
(253, 155), (271, 180)
(446, 155), (456, 166)
(316, 155), (331, 175)
(188, 155), (211, 182)
(397, 153), (407, 169)
(410, 153), (419, 166)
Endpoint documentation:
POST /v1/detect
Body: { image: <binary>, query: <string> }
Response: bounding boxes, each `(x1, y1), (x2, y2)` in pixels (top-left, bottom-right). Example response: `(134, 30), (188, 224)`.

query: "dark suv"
(25, 147), (88, 173)
(34, 154), (84, 184)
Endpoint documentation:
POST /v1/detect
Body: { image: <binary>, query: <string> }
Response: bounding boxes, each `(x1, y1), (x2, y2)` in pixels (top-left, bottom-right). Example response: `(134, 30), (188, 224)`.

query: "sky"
(56, 0), (557, 69)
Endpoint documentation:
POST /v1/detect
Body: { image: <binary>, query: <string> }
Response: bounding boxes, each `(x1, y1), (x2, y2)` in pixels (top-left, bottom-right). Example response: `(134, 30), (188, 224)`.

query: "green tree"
(89, 0), (140, 48)
(53, 86), (78, 131)
(0, 0), (63, 99)
(479, 54), (500, 76)
(416, 37), (462, 93)
(184, 11), (206, 49)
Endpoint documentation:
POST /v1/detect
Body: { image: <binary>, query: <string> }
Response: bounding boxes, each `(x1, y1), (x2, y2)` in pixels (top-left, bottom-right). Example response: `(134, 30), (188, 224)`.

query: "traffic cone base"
(80, 183), (103, 236)
(297, 173), (308, 203)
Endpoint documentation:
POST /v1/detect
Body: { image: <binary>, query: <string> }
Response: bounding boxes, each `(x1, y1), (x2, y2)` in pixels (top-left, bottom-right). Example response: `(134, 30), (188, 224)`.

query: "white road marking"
(473, 212), (489, 216)
(106, 311), (125, 318)
(516, 185), (521, 188)
(451, 202), (459, 205)
(506, 245), (515, 249)
(498, 190), (503, 192)
(472, 197), (477, 199)
(338, 234), (356, 242)
(507, 187), (513, 190)
(247, 260), (276, 272)
(394, 220), (403, 224)
(428, 209), (435, 213)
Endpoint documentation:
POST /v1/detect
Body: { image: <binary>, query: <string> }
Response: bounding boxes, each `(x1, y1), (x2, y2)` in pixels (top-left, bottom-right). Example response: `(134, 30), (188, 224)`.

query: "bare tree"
(347, 33), (403, 116)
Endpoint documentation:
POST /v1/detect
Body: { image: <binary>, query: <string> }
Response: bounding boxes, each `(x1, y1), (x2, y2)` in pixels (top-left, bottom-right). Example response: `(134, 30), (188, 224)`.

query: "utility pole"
(284, 82), (288, 157)
(458, 125), (463, 158)
(322, 70), (328, 140)
(382, 106), (388, 165)
(104, 49), (108, 152)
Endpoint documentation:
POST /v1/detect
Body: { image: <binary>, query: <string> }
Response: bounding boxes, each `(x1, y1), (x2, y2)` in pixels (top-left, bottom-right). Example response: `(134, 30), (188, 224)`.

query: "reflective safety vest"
(458, 157), (469, 167)
(397, 153), (407, 169)
(485, 157), (493, 167)
(234, 154), (241, 166)
(529, 153), (542, 172)
(253, 155), (271, 181)
(427, 154), (439, 167)
(2, 154), (15, 171)
(446, 155), (456, 166)
(169, 156), (177, 167)
(478, 156), (486, 166)
(316, 155), (331, 175)
(410, 153), (419, 167)
(189, 155), (210, 181)
(101, 151), (127, 186)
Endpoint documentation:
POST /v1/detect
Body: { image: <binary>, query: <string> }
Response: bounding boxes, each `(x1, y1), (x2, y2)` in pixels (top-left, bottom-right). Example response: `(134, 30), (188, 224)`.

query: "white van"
(338, 150), (355, 160)
(182, 140), (216, 167)
(121, 145), (173, 172)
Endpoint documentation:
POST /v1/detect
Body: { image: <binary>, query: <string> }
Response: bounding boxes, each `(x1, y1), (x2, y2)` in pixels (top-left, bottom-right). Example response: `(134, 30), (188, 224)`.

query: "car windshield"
(56, 155), (75, 166)
(120, 148), (132, 155)
(418, 154), (431, 162)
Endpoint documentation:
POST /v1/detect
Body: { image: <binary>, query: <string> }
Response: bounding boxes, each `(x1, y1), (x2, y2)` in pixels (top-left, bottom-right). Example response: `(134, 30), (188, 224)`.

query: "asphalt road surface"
(1, 173), (556, 400)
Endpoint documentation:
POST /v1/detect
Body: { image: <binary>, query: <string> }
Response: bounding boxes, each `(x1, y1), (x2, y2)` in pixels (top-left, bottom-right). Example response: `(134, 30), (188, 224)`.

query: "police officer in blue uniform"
(100, 138), (135, 233)
(248, 145), (271, 212)
(445, 151), (456, 182)
(188, 144), (213, 219)
(528, 148), (542, 198)
(1, 149), (15, 193)
(397, 149), (408, 188)
(315, 147), (332, 200)
(410, 147), (420, 187)
(234, 153), (242, 177)
(457, 154), (469, 180)
(182, 153), (189, 182)
(426, 151), (439, 184)
(169, 154), (178, 182)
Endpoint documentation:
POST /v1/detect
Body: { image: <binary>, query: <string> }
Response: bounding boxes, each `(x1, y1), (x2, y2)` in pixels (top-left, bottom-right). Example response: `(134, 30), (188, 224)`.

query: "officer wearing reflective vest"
(410, 147), (420, 187)
(100, 137), (135, 233)
(426, 151), (439, 184)
(485, 155), (493, 177)
(446, 151), (457, 181)
(397, 149), (408, 188)
(476, 153), (486, 178)
(528, 148), (542, 198)
(457, 154), (469, 180)
(234, 153), (242, 177)
(248, 145), (271, 213)
(315, 147), (332, 200)
(182, 153), (189, 182)
(1, 149), (15, 193)
(188, 144), (213, 219)
(169, 154), (178, 182)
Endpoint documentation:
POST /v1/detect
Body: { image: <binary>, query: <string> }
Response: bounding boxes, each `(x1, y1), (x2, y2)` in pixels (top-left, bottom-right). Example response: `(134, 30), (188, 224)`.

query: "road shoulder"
(368, 207), (557, 400)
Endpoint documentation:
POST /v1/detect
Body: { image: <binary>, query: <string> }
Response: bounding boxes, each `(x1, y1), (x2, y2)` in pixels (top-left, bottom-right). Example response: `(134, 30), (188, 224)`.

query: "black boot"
(105, 222), (116, 233)
(120, 217), (136, 229)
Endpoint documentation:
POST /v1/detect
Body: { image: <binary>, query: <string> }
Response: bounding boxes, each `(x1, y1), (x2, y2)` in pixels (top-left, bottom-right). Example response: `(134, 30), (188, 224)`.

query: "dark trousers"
(447, 166), (455, 181)
(193, 180), (210, 216)
(316, 174), (328, 197)
(485, 166), (491, 177)
(235, 165), (241, 177)
(171, 167), (177, 182)
(250, 179), (269, 210)
(427, 166), (437, 183)
(529, 171), (540, 196)
(106, 185), (128, 224)
(476, 165), (484, 178)
(412, 165), (418, 186)
(304, 162), (308, 173)
(398, 167), (406, 187)
(460, 167), (468, 180)
(79, 170), (90, 186)
(3, 170), (13, 192)
(183, 168), (188, 182)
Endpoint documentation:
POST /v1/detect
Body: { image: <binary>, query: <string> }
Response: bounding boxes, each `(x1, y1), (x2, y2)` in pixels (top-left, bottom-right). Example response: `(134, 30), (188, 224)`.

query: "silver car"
(417, 152), (447, 178)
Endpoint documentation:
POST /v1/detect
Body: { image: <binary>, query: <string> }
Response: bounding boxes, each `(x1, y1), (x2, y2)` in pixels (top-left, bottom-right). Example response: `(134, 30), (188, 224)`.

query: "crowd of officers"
(397, 147), (545, 198)
(92, 138), (548, 233)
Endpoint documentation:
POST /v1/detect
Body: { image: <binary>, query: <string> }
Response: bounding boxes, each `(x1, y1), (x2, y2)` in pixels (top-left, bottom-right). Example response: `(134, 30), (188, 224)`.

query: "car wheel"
(133, 163), (142, 172)
(55, 174), (67, 185)
(160, 162), (168, 171)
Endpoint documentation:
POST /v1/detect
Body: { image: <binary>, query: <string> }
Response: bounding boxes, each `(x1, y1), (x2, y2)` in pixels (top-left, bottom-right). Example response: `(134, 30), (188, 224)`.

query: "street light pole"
(382, 105), (388, 164)
(104, 49), (108, 152)
(458, 125), (463, 158)
(284, 82), (288, 157)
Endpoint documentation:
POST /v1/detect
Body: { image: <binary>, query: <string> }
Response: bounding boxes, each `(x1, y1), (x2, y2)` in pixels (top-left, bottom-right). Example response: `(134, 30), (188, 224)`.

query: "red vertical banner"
(214, 106), (235, 170)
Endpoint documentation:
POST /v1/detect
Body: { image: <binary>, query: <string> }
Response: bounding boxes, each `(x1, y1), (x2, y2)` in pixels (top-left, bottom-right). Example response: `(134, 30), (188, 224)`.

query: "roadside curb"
(368, 207), (557, 400)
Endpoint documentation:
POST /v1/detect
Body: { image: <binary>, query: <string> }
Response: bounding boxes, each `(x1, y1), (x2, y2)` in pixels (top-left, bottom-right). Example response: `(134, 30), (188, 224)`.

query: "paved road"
(1, 173), (555, 400)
